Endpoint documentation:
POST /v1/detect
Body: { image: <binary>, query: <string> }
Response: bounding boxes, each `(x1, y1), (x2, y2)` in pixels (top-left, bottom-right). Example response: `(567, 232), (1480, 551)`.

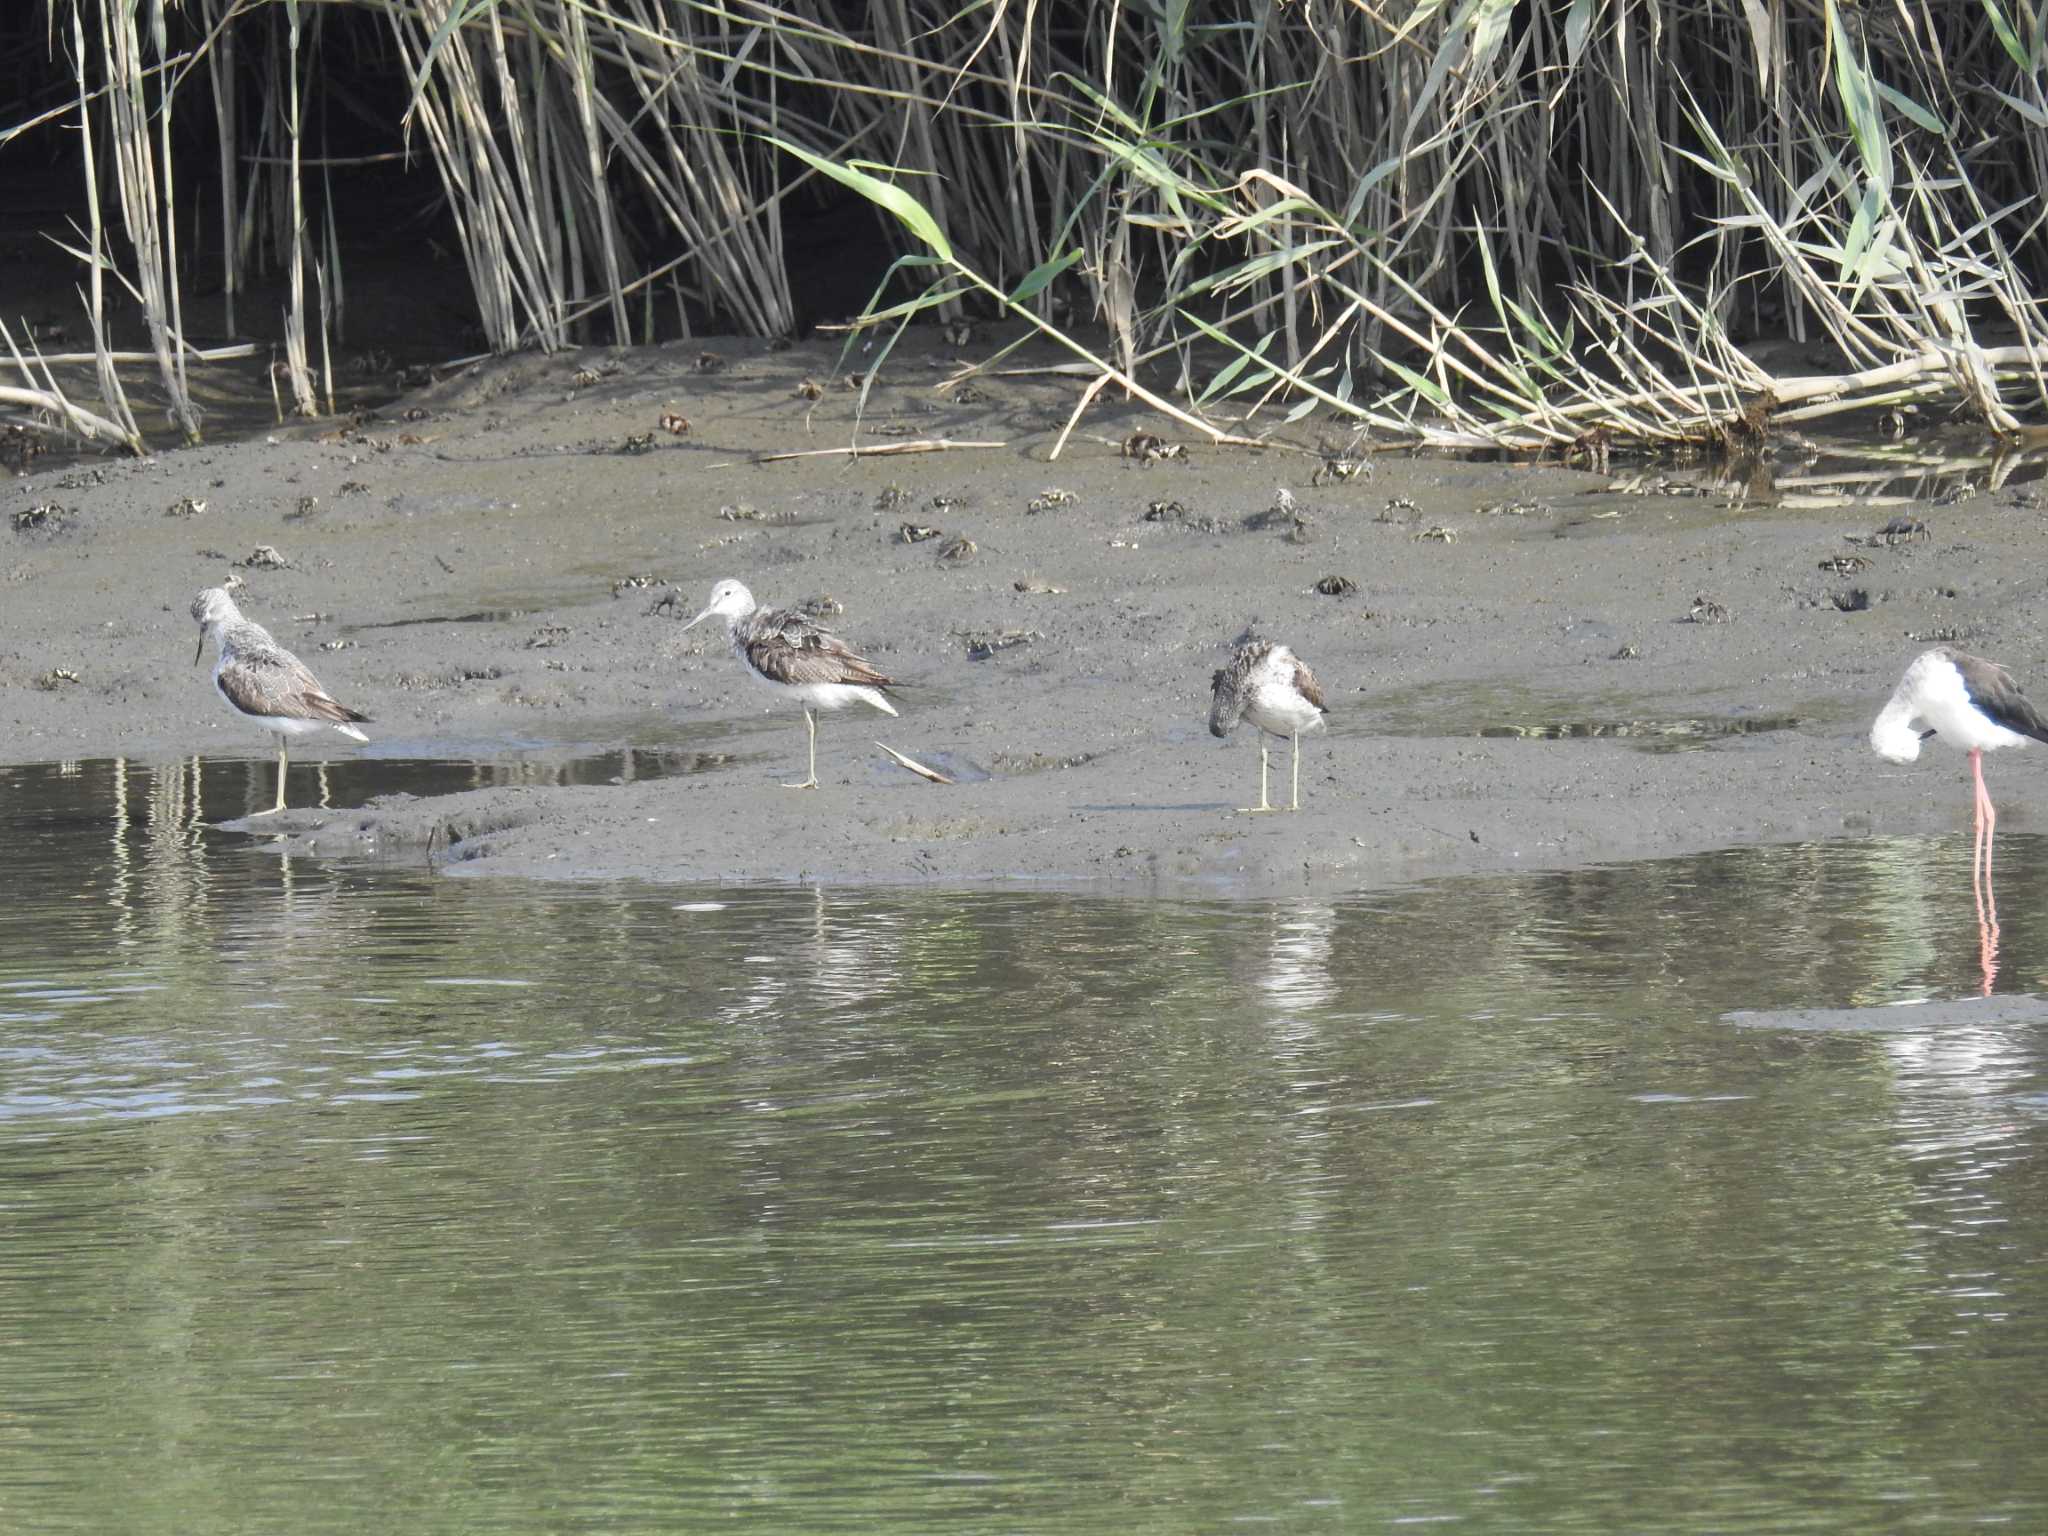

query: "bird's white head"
(680, 578), (756, 633)
(192, 587), (240, 628)
(191, 587), (241, 663)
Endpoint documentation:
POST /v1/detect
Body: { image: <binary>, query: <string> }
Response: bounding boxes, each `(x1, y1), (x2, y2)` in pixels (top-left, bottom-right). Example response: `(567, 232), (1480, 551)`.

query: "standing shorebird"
(1210, 637), (1329, 813)
(1873, 645), (2048, 951)
(192, 587), (371, 816)
(680, 579), (900, 790)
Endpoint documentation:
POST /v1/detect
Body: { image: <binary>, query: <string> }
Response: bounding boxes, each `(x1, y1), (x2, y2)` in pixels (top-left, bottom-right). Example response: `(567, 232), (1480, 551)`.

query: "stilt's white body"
(1871, 650), (2029, 762)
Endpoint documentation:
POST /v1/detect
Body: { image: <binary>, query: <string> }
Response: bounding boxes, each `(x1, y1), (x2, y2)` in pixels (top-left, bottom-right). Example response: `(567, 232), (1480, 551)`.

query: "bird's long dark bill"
(192, 635), (204, 666)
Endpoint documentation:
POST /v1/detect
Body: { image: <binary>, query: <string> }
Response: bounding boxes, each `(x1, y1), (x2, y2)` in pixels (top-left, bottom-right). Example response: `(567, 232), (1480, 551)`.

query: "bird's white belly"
(736, 662), (892, 715)
(1243, 686), (1323, 739)
(214, 674), (323, 737)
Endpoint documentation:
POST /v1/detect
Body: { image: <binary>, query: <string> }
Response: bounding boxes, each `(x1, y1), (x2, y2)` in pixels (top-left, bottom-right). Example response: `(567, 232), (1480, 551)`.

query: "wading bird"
(1210, 637), (1328, 813)
(1872, 645), (2048, 948)
(680, 579), (900, 790)
(191, 587), (370, 816)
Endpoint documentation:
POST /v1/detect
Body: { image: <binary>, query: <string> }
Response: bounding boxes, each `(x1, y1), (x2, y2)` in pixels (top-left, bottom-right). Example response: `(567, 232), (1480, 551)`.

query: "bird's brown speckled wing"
(742, 607), (896, 689)
(1291, 656), (1328, 714)
(219, 647), (370, 725)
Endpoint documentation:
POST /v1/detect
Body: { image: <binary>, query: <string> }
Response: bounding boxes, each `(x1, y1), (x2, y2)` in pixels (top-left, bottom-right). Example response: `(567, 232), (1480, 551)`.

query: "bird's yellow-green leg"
(1239, 741), (1277, 814)
(251, 742), (289, 817)
(782, 708), (821, 790)
(1289, 730), (1303, 812)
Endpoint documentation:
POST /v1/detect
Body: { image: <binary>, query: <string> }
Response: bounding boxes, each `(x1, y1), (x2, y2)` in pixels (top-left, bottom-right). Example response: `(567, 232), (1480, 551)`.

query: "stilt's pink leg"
(1976, 749), (2001, 929)
(1971, 748), (2001, 993)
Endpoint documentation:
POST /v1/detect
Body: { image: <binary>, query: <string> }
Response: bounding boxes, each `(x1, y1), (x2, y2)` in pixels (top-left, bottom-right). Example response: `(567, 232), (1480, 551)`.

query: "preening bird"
(1210, 638), (1328, 813)
(1871, 645), (2048, 904)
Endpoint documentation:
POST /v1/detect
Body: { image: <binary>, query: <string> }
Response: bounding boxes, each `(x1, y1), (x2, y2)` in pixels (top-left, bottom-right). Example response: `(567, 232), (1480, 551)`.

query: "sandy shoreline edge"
(4, 337), (2029, 894)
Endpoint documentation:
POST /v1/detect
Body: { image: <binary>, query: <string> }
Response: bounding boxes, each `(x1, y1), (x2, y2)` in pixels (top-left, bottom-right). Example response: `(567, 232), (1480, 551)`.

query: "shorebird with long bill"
(191, 586), (371, 816)
(1872, 645), (2048, 935)
(680, 579), (900, 790)
(1210, 637), (1329, 813)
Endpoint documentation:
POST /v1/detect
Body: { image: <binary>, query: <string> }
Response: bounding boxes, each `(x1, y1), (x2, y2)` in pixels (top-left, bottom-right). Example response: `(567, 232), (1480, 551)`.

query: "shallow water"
(4, 759), (2047, 1532)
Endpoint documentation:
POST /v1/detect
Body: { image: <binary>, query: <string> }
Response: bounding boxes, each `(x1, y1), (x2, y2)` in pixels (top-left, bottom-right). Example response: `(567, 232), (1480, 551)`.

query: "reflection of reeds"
(17, 1), (2048, 451)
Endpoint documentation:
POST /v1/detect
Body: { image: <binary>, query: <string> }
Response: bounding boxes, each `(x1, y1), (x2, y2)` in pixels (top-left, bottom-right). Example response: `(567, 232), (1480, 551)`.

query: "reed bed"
(10, 0), (2048, 454)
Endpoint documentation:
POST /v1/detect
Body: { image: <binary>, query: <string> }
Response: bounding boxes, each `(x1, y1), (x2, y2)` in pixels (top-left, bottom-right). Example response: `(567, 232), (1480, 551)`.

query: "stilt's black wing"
(1953, 650), (2048, 745)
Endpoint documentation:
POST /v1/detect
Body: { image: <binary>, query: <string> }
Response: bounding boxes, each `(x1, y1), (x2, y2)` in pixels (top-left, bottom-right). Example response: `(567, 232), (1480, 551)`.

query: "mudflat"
(2, 335), (2030, 892)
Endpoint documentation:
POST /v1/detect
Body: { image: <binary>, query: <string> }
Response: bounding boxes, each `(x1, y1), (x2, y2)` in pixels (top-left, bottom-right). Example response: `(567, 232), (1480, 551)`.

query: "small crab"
(798, 595), (845, 619)
(929, 493), (964, 513)
(875, 484), (911, 511)
(898, 522), (942, 544)
(1871, 515), (1930, 546)
(12, 503), (65, 532)
(1567, 426), (1613, 472)
(620, 432), (656, 455)
(1377, 496), (1418, 524)
(1413, 525), (1458, 543)
(1121, 430), (1187, 465)
(1311, 455), (1371, 487)
(1688, 595), (1731, 624)
(1027, 488), (1078, 514)
(570, 366), (603, 389)
(166, 496), (208, 519)
(611, 574), (657, 598)
(2, 426), (46, 474)
(238, 544), (289, 570)
(935, 535), (978, 565)
(659, 411), (691, 436)
(795, 377), (824, 402)
(1314, 574), (1358, 597)
(1143, 499), (1189, 522)
(692, 351), (727, 375)
(1818, 555), (1871, 575)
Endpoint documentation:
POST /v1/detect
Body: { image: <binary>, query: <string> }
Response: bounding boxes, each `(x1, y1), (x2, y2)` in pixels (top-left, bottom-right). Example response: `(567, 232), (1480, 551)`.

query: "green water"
(3, 758), (2047, 1532)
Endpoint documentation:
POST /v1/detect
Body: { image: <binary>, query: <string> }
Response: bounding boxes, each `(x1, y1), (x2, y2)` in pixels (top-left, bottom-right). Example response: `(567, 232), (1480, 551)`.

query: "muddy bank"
(2, 334), (2036, 892)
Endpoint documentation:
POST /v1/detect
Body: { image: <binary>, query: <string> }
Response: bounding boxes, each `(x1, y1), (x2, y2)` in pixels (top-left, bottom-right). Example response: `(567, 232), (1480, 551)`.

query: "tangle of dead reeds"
(12, 0), (2048, 454)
